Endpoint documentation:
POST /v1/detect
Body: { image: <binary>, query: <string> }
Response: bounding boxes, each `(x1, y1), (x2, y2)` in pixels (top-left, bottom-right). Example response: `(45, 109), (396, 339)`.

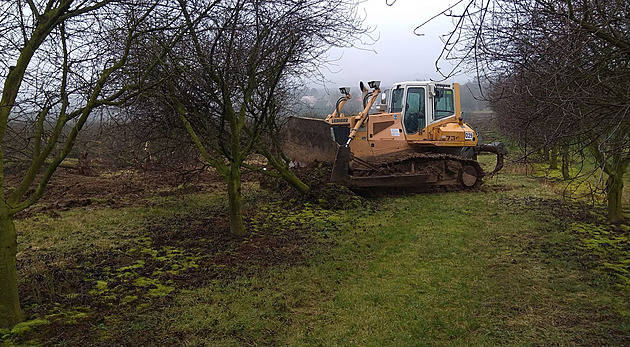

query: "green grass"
(154, 180), (629, 345)
(6, 169), (630, 346)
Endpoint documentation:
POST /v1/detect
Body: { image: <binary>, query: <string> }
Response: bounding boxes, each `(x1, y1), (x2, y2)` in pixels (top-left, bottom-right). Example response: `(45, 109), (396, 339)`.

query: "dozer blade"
(282, 116), (339, 165)
(330, 145), (351, 184)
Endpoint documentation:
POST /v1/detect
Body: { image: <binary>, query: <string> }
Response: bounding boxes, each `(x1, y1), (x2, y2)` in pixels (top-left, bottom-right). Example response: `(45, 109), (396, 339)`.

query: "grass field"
(2, 163), (629, 346)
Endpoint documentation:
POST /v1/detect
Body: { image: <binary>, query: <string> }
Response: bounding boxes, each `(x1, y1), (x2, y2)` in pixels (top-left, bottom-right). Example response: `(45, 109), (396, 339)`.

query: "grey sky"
(320, 0), (468, 90)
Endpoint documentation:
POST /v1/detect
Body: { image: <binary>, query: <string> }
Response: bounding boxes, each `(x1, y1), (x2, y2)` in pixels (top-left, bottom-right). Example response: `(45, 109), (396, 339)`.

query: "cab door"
(402, 87), (426, 135)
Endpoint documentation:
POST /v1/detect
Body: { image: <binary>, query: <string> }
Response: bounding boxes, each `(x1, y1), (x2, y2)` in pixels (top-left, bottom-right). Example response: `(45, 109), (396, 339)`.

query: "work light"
(339, 87), (351, 95)
(368, 80), (381, 89)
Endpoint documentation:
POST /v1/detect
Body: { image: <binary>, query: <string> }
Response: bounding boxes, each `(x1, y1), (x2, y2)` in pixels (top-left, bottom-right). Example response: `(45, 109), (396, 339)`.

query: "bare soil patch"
(13, 167), (226, 217)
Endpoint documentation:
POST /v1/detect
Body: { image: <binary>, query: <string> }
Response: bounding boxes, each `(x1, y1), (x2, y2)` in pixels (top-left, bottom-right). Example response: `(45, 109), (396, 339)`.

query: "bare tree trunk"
(262, 150), (309, 193)
(561, 145), (570, 180)
(542, 146), (550, 162)
(227, 164), (246, 237)
(276, 165), (309, 193)
(77, 151), (95, 176)
(549, 146), (558, 170)
(590, 143), (628, 223)
(0, 215), (24, 328)
(606, 167), (626, 223)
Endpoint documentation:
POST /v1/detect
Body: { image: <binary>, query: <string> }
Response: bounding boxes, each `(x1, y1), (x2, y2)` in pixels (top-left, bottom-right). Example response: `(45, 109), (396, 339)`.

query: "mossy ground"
(2, 162), (630, 346)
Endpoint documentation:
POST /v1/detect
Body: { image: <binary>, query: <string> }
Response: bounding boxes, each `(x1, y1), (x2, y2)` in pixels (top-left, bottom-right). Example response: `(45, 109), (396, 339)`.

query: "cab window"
(391, 88), (404, 113)
(434, 88), (455, 119)
(404, 87), (425, 134)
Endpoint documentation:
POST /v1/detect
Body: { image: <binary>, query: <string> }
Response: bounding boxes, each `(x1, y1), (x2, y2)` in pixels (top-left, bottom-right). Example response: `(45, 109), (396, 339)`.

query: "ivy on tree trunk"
(561, 145), (570, 180)
(0, 215), (23, 327)
(606, 172), (624, 223)
(227, 165), (246, 237)
(591, 144), (629, 223)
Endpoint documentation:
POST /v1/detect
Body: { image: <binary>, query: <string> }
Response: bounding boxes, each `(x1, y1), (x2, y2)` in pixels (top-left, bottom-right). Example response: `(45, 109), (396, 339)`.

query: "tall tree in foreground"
(0, 0), (179, 328)
(135, 0), (365, 236)
(415, 0), (630, 222)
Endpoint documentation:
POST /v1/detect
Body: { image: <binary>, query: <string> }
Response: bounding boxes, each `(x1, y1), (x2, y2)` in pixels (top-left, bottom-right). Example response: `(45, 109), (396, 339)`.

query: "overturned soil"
(12, 167), (226, 217)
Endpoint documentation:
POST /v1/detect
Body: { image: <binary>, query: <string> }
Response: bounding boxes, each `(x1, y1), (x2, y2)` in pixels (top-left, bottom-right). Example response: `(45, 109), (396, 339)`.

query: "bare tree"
(0, 0), (182, 328)
(408, 0), (629, 222)
(132, 0), (366, 236)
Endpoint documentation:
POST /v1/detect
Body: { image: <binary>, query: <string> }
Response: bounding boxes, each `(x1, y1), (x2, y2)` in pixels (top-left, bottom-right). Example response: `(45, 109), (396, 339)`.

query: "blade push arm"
(345, 86), (380, 146)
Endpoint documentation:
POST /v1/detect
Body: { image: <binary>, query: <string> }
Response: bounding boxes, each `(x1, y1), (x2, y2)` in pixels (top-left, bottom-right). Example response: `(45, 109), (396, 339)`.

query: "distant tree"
(0, 0), (180, 328)
(460, 80), (490, 113)
(133, 0), (366, 236)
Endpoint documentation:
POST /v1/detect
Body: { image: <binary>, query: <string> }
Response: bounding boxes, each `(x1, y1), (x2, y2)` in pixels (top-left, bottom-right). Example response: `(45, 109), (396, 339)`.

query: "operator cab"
(382, 82), (457, 136)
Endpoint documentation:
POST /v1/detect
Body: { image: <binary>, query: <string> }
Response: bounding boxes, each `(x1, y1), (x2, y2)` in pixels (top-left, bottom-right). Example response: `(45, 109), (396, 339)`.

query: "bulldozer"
(283, 80), (506, 191)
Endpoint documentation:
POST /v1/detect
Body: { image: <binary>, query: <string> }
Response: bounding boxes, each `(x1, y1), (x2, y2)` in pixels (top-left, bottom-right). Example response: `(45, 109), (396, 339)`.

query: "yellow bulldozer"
(284, 80), (506, 191)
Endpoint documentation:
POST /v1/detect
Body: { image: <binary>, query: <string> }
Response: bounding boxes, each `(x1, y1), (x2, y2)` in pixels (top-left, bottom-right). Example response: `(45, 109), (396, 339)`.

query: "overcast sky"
(319, 0), (470, 90)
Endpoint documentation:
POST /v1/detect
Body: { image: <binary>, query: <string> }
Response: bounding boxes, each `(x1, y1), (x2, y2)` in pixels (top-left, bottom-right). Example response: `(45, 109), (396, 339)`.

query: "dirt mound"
(260, 162), (364, 210)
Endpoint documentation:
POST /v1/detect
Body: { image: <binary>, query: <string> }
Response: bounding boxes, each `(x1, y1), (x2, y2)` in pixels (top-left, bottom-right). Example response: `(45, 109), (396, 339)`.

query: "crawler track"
(347, 152), (485, 192)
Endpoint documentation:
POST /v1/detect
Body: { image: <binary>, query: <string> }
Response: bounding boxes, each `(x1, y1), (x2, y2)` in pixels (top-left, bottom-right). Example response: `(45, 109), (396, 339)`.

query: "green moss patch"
(572, 221), (630, 295)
